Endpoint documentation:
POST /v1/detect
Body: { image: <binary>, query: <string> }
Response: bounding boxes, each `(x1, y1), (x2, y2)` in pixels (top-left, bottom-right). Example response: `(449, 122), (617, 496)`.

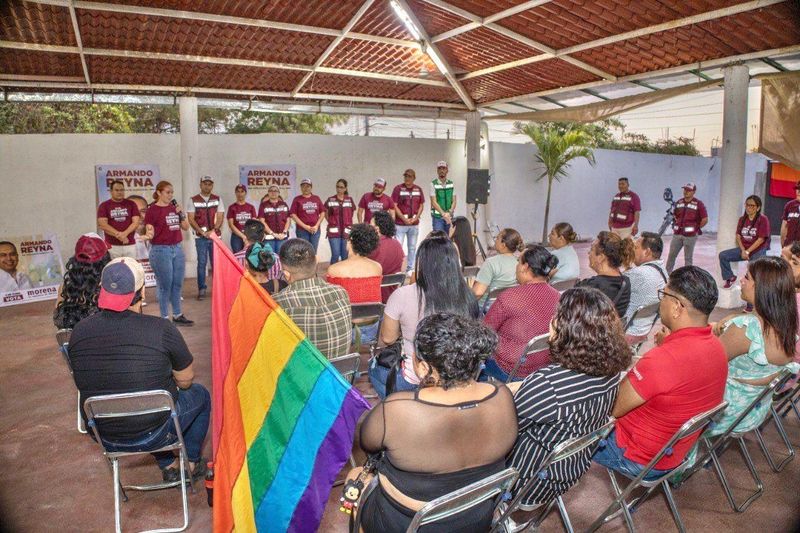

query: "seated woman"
(547, 222), (580, 283)
(369, 233), (479, 399)
(449, 216), (477, 268)
(325, 223), (382, 303)
(352, 313), (518, 533)
(483, 245), (560, 381)
(575, 231), (633, 317)
(509, 287), (630, 509)
(472, 228), (523, 301)
(245, 242), (287, 295)
(54, 233), (112, 330)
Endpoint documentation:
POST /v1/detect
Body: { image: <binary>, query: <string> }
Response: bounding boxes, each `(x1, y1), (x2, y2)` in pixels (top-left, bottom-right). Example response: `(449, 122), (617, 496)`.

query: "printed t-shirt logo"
(109, 207), (130, 222)
(302, 201), (318, 214)
(166, 212), (181, 231)
(235, 211), (252, 224)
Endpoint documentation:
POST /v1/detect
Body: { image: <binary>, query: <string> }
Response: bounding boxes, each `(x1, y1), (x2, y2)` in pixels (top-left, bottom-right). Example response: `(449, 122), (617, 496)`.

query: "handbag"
(373, 341), (403, 396)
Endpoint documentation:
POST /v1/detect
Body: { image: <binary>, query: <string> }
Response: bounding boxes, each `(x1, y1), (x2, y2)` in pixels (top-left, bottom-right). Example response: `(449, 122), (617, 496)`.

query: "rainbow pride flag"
(210, 235), (370, 532)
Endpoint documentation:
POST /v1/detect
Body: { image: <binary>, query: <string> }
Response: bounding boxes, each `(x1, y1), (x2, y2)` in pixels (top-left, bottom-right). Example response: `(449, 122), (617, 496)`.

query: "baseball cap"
(98, 257), (145, 312)
(437, 161), (448, 169)
(300, 178), (313, 186)
(201, 175), (214, 183)
(374, 178), (387, 188)
(268, 184), (280, 192)
(682, 182), (697, 191)
(74, 232), (110, 264)
(235, 184), (247, 192)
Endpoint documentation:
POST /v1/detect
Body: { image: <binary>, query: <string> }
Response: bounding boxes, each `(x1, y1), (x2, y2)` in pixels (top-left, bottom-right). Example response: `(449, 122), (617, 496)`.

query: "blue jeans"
(269, 238), (288, 253)
(395, 225), (419, 270)
(592, 430), (670, 481)
(368, 357), (417, 399)
(431, 217), (451, 235)
(718, 247), (767, 281)
(296, 228), (321, 253)
(194, 237), (213, 290)
(149, 244), (185, 318)
(479, 358), (517, 382)
(329, 237), (349, 264)
(99, 384), (211, 469)
(230, 233), (245, 253)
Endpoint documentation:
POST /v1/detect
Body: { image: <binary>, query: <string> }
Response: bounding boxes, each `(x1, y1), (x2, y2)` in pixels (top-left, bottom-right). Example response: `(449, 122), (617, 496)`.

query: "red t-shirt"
(144, 203), (184, 245)
(391, 184), (425, 226)
(673, 198), (708, 236)
(258, 199), (290, 234)
(358, 193), (395, 224)
(369, 235), (406, 302)
(616, 326), (728, 470)
(289, 194), (324, 227)
(737, 214), (770, 252)
(226, 202), (257, 232)
(97, 198), (141, 246)
(609, 191), (641, 228)
(782, 199), (800, 246)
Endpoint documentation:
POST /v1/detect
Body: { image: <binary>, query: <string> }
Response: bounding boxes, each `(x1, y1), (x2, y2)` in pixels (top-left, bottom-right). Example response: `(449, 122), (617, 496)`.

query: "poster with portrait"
(0, 233), (65, 307)
(239, 164), (296, 205)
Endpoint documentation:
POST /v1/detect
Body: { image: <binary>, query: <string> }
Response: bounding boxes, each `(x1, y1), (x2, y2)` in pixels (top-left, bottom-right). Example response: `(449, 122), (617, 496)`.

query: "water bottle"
(205, 461), (214, 507)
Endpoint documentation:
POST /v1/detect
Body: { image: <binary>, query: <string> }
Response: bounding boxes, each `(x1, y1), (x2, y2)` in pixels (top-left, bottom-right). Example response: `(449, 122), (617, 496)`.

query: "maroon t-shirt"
(325, 195), (355, 239)
(391, 184), (425, 226)
(782, 199), (800, 246)
(97, 198), (140, 246)
(144, 203), (183, 245)
(358, 193), (395, 224)
(258, 199), (290, 234)
(226, 202), (257, 232)
(609, 191), (641, 228)
(289, 194), (324, 227)
(737, 214), (770, 252)
(368, 235), (406, 303)
(673, 198), (708, 236)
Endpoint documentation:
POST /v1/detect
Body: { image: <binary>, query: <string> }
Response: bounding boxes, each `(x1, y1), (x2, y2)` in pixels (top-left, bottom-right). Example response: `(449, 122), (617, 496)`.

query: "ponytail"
(595, 231), (634, 269)
(521, 245), (559, 278)
(246, 242), (276, 273)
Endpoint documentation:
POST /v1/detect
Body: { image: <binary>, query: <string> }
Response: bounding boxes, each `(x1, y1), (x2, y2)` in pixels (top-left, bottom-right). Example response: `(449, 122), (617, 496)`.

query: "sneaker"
(197, 288), (206, 301)
(161, 457), (208, 484)
(172, 314), (194, 326)
(723, 276), (737, 289)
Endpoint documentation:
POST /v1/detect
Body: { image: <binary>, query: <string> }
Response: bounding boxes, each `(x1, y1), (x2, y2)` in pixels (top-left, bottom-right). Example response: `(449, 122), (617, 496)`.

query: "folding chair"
(505, 333), (550, 383)
(623, 301), (661, 354)
(352, 468), (518, 533)
(754, 373), (798, 473)
(483, 286), (510, 313)
(492, 419), (615, 533)
(550, 278), (578, 292)
(586, 401), (728, 533)
(380, 272), (407, 290)
(463, 265), (480, 281)
(351, 302), (385, 352)
(84, 390), (193, 533)
(329, 352), (363, 484)
(55, 328), (86, 434)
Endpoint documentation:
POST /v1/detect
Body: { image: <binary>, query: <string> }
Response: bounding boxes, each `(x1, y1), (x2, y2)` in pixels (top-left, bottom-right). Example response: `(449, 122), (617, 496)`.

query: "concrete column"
(179, 96), (199, 277)
(716, 64), (749, 254)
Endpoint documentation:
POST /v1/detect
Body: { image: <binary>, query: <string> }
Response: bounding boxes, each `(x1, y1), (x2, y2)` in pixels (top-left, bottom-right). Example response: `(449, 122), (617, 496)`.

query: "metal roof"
(1, 0), (799, 117)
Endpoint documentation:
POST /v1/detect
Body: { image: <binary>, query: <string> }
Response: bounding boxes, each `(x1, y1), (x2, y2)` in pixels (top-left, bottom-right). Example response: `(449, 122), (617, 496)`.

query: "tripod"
(470, 204), (487, 261)
(657, 204), (675, 236)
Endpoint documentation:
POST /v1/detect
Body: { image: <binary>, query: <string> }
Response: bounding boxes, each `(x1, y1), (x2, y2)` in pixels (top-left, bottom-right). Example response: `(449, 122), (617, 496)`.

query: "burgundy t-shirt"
(97, 198), (141, 246)
(368, 235), (405, 302)
(782, 199), (800, 246)
(226, 202), (257, 232)
(673, 198), (708, 236)
(391, 184), (425, 226)
(609, 191), (641, 228)
(144, 203), (183, 245)
(358, 193), (395, 224)
(737, 214), (770, 252)
(289, 194), (324, 227)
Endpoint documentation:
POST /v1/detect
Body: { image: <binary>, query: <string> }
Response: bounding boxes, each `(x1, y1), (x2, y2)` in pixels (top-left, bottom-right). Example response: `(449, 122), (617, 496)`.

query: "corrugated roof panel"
(437, 26), (544, 73)
(0, 1), (76, 47)
(322, 38), (443, 80)
(0, 50), (83, 77)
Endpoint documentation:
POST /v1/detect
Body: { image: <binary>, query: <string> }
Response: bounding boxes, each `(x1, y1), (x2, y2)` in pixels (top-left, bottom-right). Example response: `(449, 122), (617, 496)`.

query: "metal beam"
(459, 53), (551, 81)
(484, 1), (553, 24)
(292, 0), (374, 96)
(761, 57), (788, 71)
(688, 69), (713, 81)
(538, 95), (566, 108)
(581, 89), (608, 100)
(67, 0), (90, 86)
(0, 74), (86, 82)
(630, 80), (659, 91)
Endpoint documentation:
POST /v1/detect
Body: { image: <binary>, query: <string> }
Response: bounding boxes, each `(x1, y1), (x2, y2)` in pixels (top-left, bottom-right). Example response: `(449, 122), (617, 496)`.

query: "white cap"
(437, 161), (448, 169)
(201, 175), (214, 183)
(374, 178), (387, 188)
(300, 178), (312, 185)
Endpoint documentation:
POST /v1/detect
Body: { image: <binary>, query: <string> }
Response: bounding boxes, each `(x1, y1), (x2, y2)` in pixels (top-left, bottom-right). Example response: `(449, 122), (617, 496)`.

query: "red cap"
(74, 232), (110, 264)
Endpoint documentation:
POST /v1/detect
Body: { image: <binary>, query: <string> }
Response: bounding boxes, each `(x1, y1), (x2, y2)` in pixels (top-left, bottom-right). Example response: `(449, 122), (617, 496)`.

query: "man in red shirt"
(97, 180), (141, 259)
(780, 182), (800, 248)
(368, 210), (406, 303)
(608, 177), (641, 239)
(592, 266), (728, 479)
(665, 183), (708, 272)
(358, 178), (395, 224)
(391, 169), (425, 271)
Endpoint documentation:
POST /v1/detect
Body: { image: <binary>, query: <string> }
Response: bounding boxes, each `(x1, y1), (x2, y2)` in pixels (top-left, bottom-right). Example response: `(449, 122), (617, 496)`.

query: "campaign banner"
(239, 164), (296, 205)
(0, 233), (65, 307)
(96, 164), (160, 203)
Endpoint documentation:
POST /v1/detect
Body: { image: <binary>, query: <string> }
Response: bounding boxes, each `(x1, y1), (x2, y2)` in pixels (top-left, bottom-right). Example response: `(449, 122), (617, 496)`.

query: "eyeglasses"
(657, 289), (684, 307)
(745, 203), (758, 208)
(336, 185), (346, 189)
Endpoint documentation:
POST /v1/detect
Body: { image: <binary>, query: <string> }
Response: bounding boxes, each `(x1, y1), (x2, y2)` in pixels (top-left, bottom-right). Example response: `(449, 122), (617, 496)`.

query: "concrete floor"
(1, 235), (799, 532)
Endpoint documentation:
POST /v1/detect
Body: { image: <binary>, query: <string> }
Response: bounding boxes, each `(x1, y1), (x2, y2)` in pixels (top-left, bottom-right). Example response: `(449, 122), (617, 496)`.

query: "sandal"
(161, 457), (208, 483)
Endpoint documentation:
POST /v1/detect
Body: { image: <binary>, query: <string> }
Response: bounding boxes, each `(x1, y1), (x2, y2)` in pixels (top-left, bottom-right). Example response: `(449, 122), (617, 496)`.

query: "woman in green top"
(472, 228), (524, 301)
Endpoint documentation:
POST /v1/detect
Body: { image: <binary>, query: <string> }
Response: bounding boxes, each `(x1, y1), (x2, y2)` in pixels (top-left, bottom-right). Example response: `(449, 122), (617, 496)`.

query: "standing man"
(665, 183), (708, 272)
(357, 178), (395, 224)
(0, 241), (33, 293)
(187, 175), (224, 301)
(392, 169), (425, 271)
(608, 177), (641, 239)
(97, 180), (141, 259)
(430, 161), (456, 234)
(780, 182), (800, 249)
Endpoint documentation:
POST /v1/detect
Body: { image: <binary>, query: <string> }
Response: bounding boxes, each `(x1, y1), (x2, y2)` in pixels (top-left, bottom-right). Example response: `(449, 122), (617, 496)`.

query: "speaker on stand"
(466, 169), (491, 261)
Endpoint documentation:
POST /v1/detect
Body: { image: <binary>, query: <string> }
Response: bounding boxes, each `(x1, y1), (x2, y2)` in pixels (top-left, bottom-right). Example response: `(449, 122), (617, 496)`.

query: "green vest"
(431, 179), (454, 218)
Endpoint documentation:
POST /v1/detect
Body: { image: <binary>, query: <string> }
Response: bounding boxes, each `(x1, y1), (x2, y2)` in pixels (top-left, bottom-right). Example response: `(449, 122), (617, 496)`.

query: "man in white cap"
(357, 178), (395, 224)
(67, 257), (210, 482)
(665, 182), (708, 272)
(187, 175), (224, 300)
(430, 161), (457, 234)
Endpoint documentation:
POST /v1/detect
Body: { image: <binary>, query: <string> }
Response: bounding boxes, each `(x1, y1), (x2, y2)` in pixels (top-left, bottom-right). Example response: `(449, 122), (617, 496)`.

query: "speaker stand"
(470, 203), (487, 262)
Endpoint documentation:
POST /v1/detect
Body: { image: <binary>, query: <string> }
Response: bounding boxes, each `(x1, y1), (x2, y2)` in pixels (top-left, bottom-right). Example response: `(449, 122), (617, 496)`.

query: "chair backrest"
(506, 333), (550, 383)
(329, 352), (361, 385)
(486, 286), (509, 301)
(623, 301), (660, 332)
(550, 278), (578, 292)
(381, 273), (407, 289)
(56, 328), (72, 348)
(714, 370), (794, 440)
(351, 302), (385, 322)
(463, 265), (480, 280)
(407, 468), (519, 533)
(84, 390), (176, 423)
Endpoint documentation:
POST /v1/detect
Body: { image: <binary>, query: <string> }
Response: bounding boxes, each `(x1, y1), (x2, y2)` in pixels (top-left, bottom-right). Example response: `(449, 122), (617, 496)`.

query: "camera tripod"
(470, 204), (487, 261)
(658, 188), (677, 237)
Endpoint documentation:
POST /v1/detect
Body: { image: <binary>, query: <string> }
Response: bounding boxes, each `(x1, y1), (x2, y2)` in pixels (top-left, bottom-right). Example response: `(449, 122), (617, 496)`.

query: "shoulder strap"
(613, 275), (631, 305)
(643, 262), (668, 284)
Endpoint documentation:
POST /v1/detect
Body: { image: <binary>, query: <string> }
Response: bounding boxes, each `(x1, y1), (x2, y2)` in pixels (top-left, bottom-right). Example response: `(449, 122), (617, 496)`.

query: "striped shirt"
(509, 364), (619, 506)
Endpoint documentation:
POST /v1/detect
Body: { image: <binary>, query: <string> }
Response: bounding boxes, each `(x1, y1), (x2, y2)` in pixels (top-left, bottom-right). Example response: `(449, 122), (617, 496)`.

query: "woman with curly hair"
(576, 230), (634, 317)
(352, 312), (517, 533)
(325, 223), (382, 303)
(53, 233), (112, 330)
(508, 287), (630, 509)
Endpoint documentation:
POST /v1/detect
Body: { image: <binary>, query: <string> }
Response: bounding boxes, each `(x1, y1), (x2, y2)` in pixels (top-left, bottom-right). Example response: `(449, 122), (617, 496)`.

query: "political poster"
(95, 164), (160, 203)
(0, 233), (65, 307)
(239, 164), (296, 205)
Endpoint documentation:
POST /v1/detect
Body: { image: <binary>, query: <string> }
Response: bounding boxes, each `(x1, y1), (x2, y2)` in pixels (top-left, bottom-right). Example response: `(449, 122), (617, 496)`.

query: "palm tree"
(516, 122), (596, 243)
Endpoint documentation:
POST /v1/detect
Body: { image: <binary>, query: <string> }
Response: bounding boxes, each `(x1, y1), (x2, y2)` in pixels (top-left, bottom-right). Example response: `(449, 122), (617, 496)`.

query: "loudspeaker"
(466, 169), (490, 205)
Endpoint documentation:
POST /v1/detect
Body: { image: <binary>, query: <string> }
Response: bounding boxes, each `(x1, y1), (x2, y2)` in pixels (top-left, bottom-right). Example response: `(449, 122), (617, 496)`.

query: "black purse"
(373, 341), (403, 396)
